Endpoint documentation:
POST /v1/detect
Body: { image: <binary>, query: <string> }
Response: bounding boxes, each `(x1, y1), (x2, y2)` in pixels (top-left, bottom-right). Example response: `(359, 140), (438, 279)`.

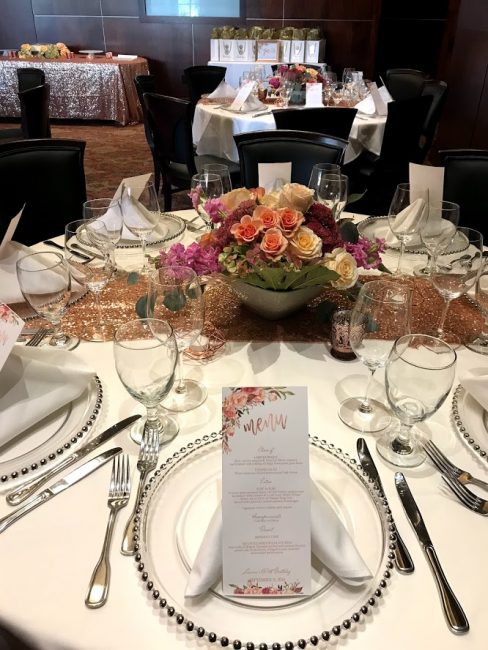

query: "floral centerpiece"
(157, 183), (385, 319)
(18, 42), (71, 58)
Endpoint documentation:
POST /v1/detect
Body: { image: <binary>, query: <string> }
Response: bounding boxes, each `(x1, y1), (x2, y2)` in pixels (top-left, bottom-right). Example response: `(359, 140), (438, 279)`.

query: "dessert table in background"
(193, 102), (387, 165)
(0, 56), (149, 125)
(0, 211), (486, 650)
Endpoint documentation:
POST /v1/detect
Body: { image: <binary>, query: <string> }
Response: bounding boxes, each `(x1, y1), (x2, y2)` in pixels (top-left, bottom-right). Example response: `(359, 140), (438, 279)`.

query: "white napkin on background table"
(355, 94), (376, 115)
(385, 197), (426, 247)
(0, 346), (95, 446)
(460, 368), (488, 411)
(207, 80), (237, 99)
(185, 480), (372, 598)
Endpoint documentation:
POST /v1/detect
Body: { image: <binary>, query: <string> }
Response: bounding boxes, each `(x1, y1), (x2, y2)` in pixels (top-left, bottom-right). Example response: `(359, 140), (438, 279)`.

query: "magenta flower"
(159, 242), (220, 276)
(188, 184), (202, 211)
(203, 197), (227, 224)
(346, 237), (385, 270)
(268, 76), (281, 90)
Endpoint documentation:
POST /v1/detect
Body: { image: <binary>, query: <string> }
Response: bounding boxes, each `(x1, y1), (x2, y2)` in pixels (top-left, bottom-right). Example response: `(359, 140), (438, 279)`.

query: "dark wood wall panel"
(473, 67), (488, 148)
(34, 17), (105, 51)
(101, 0), (140, 17)
(0, 0), (36, 49)
(285, 0), (377, 21)
(245, 1), (283, 20)
(32, 0), (102, 15)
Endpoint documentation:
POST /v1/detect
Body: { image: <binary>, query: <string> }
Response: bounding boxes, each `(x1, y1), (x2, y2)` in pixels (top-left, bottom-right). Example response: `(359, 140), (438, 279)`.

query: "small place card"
(222, 386), (310, 597)
(258, 162), (292, 192)
(0, 304), (24, 372)
(409, 162), (444, 205)
(229, 81), (255, 112)
(305, 82), (323, 107)
(0, 207), (23, 257)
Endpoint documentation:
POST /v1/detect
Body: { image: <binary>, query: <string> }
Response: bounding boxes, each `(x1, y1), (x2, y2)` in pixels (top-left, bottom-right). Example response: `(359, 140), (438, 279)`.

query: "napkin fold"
(355, 94), (375, 115)
(385, 197), (426, 247)
(185, 480), (372, 598)
(0, 241), (40, 304)
(0, 346), (95, 446)
(460, 368), (488, 411)
(207, 79), (237, 99)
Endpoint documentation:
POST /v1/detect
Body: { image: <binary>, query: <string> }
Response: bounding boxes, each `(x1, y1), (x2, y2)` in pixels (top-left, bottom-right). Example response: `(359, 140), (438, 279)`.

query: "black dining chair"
(440, 149), (488, 240)
(272, 107), (357, 140)
(385, 68), (428, 101)
(419, 80), (448, 161)
(234, 130), (348, 188)
(18, 83), (51, 139)
(0, 139), (87, 246)
(182, 65), (227, 120)
(143, 92), (240, 211)
(17, 67), (46, 93)
(134, 74), (161, 193)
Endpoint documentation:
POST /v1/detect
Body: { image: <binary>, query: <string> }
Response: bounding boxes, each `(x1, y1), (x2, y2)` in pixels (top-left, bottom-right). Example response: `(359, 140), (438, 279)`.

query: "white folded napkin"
(0, 242), (41, 304)
(207, 80), (237, 99)
(355, 94), (375, 115)
(460, 368), (488, 411)
(385, 197), (426, 247)
(116, 54), (138, 60)
(0, 346), (95, 446)
(185, 480), (372, 598)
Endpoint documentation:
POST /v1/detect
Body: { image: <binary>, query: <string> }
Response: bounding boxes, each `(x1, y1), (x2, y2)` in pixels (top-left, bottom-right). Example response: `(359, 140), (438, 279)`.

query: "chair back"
(385, 68), (428, 101)
(183, 65), (227, 106)
(0, 139), (87, 246)
(17, 67), (45, 93)
(134, 75), (157, 149)
(272, 107), (357, 140)
(379, 95), (433, 166)
(419, 80), (448, 159)
(18, 83), (51, 139)
(440, 149), (488, 239)
(234, 130), (347, 188)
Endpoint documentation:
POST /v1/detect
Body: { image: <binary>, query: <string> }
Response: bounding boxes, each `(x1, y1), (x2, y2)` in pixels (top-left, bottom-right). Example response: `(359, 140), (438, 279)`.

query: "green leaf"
(127, 272), (139, 285)
(243, 265), (339, 291)
(163, 288), (186, 312)
(135, 295), (147, 319)
(339, 221), (359, 244)
(346, 191), (366, 205)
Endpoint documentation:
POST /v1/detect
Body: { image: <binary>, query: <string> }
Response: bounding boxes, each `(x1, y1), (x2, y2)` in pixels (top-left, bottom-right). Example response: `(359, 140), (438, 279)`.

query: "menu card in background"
(222, 386), (310, 597)
(369, 82), (389, 116)
(0, 304), (24, 371)
(229, 82), (255, 112)
(0, 207), (24, 257)
(305, 83), (323, 107)
(409, 163), (444, 205)
(258, 162), (292, 193)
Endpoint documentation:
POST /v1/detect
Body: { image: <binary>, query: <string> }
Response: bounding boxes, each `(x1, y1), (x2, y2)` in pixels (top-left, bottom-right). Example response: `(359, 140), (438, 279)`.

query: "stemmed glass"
(83, 198), (123, 273)
(190, 172), (223, 229)
(335, 174), (349, 221)
(430, 227), (483, 347)
(466, 264), (488, 354)
(388, 183), (429, 276)
(114, 318), (178, 445)
(414, 201), (460, 277)
(65, 220), (113, 342)
(308, 164), (342, 216)
(16, 251), (79, 350)
(376, 334), (457, 467)
(120, 180), (160, 274)
(202, 163), (232, 194)
(339, 279), (411, 432)
(147, 267), (206, 411)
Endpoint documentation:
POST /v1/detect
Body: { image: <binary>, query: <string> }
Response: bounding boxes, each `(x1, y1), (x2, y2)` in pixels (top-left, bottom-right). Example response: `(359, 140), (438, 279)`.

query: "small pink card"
(0, 304), (24, 372)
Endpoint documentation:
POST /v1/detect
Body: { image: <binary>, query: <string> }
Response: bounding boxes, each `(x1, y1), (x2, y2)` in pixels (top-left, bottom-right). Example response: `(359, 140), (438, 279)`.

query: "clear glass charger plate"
(137, 433), (393, 648)
(117, 213), (185, 249)
(0, 375), (103, 486)
(357, 216), (469, 255)
(452, 379), (488, 461)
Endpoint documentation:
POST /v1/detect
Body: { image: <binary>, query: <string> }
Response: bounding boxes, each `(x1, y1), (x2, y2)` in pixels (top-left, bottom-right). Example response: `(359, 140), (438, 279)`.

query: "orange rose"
(253, 205), (280, 229)
(260, 228), (288, 260)
(277, 207), (304, 236)
(288, 226), (322, 259)
(230, 215), (264, 244)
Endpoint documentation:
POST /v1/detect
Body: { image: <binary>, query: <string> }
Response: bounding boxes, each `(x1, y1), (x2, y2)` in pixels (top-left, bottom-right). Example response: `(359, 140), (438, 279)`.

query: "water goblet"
(147, 267), (206, 412)
(83, 198), (123, 273)
(376, 334), (457, 467)
(335, 174), (349, 220)
(338, 279), (411, 433)
(465, 265), (488, 354)
(430, 226), (483, 347)
(414, 201), (460, 277)
(190, 172), (223, 229)
(309, 172), (342, 218)
(387, 183), (429, 276)
(114, 318), (178, 446)
(202, 163), (232, 194)
(65, 220), (113, 342)
(120, 180), (160, 274)
(16, 251), (79, 350)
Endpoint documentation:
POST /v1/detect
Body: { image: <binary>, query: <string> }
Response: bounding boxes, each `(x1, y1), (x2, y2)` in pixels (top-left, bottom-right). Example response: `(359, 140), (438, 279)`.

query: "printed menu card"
(222, 386), (310, 596)
(0, 304), (24, 372)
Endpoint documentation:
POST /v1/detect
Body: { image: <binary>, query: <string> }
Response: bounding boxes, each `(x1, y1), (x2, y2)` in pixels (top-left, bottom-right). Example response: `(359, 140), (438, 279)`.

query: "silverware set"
(25, 328), (50, 347)
(422, 439), (488, 492)
(441, 474), (488, 515)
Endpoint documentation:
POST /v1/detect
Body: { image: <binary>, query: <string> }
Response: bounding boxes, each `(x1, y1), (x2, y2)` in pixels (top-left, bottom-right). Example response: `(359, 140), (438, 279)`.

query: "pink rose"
(230, 391), (249, 408)
(230, 215), (264, 244)
(259, 228), (289, 261)
(223, 401), (237, 419)
(276, 207), (304, 236)
(253, 205), (280, 229)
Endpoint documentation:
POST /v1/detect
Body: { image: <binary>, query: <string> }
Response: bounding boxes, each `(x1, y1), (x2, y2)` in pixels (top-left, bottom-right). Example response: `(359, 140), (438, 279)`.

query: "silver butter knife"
(357, 438), (414, 574)
(42, 239), (92, 262)
(6, 415), (141, 506)
(0, 448), (122, 535)
(395, 472), (469, 634)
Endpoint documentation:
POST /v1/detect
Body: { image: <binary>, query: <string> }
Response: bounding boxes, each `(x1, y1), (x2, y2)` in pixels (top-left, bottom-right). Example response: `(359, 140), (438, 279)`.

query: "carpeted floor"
(0, 120), (193, 209)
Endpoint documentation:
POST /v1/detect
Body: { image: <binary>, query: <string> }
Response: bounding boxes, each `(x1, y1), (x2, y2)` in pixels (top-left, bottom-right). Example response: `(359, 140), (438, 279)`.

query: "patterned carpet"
(0, 120), (193, 209)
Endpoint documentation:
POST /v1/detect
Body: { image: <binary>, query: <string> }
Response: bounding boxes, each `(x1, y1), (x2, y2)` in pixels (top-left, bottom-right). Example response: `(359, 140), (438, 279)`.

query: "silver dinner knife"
(0, 448), (122, 535)
(42, 239), (92, 262)
(395, 472), (469, 634)
(357, 438), (414, 574)
(6, 415), (141, 506)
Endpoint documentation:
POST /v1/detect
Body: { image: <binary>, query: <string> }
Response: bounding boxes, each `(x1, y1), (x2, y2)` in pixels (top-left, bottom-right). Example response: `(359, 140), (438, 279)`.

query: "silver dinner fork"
(85, 455), (131, 608)
(120, 429), (159, 555)
(25, 328), (49, 347)
(441, 473), (488, 516)
(422, 440), (488, 492)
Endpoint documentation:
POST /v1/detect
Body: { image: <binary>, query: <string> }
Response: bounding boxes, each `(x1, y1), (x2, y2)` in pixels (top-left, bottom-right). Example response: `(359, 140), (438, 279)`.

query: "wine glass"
(190, 173), (223, 229)
(147, 267), (206, 411)
(339, 279), (411, 432)
(202, 163), (232, 194)
(308, 163), (341, 191)
(310, 172), (342, 217)
(335, 174), (349, 220)
(342, 67), (355, 86)
(114, 318), (178, 445)
(387, 183), (429, 276)
(376, 334), (457, 467)
(414, 201), (460, 277)
(466, 264), (488, 354)
(65, 220), (113, 342)
(16, 251), (79, 350)
(430, 226), (483, 347)
(279, 80), (294, 107)
(83, 198), (123, 273)
(120, 180), (160, 274)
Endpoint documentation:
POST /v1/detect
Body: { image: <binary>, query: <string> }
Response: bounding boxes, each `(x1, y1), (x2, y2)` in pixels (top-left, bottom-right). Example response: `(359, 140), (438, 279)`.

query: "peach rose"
(230, 214), (264, 244)
(220, 188), (254, 211)
(223, 402), (237, 419)
(322, 248), (358, 289)
(230, 391), (249, 408)
(260, 228), (288, 260)
(279, 183), (314, 212)
(277, 207), (304, 236)
(259, 190), (282, 209)
(288, 226), (323, 260)
(253, 205), (280, 229)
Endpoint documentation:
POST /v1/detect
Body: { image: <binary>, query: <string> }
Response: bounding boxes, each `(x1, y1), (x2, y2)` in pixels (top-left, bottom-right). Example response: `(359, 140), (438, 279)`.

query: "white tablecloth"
(0, 211), (485, 650)
(193, 103), (387, 166)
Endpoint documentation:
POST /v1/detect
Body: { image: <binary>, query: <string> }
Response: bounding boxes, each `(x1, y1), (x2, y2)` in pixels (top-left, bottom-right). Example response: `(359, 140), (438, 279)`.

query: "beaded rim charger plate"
(0, 376), (103, 486)
(452, 378), (488, 462)
(136, 434), (394, 648)
(118, 213), (185, 249)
